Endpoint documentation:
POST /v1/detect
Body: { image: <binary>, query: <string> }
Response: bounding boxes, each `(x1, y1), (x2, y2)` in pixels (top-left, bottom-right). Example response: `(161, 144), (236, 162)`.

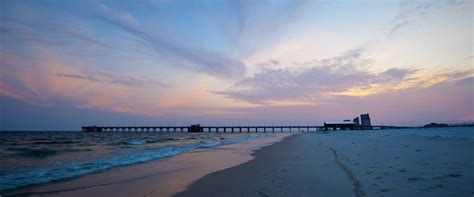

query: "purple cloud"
(53, 72), (172, 88)
(91, 1), (246, 78)
(214, 49), (416, 104)
(389, 0), (466, 35)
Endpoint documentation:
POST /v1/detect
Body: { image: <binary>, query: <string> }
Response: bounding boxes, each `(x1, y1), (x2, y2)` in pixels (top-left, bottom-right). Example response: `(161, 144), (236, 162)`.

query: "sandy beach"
(177, 128), (474, 197)
(175, 133), (356, 197)
(2, 0), (472, 196)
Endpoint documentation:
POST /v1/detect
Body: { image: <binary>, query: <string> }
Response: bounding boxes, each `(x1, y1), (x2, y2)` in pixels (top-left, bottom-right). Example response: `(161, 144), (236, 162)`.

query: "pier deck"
(82, 125), (325, 133)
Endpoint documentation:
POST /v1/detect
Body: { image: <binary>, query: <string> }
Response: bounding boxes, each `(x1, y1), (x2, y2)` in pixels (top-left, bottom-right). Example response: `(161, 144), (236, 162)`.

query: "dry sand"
(176, 128), (474, 197)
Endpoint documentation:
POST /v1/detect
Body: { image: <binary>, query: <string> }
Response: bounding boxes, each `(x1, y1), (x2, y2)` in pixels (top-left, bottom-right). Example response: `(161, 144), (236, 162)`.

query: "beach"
(2, 0), (472, 196)
(177, 127), (474, 197)
(175, 132), (356, 197)
(4, 127), (474, 197)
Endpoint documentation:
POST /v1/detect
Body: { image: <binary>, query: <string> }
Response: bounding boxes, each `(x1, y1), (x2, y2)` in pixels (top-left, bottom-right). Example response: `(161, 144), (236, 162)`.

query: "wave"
(198, 140), (221, 148)
(8, 148), (58, 159)
(32, 140), (79, 145)
(0, 146), (193, 192)
(0, 133), (262, 192)
(124, 140), (146, 145)
(8, 147), (93, 159)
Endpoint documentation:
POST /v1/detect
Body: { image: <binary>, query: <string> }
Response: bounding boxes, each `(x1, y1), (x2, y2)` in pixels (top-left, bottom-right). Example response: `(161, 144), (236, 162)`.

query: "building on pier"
(323, 121), (355, 131)
(360, 113), (372, 130)
(353, 117), (360, 126)
(82, 126), (102, 132)
(188, 124), (203, 132)
(324, 113), (372, 131)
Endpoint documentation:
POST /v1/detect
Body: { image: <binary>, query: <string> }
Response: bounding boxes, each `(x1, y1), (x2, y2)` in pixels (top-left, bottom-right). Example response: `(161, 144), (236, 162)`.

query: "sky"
(0, 0), (473, 130)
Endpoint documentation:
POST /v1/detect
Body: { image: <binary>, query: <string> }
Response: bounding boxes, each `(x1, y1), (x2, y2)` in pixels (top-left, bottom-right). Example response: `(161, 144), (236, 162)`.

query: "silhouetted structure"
(324, 121), (355, 131)
(189, 124), (203, 132)
(423, 123), (448, 128)
(360, 113), (372, 130)
(82, 113), (377, 133)
(82, 125), (102, 132)
(353, 117), (360, 126)
(82, 125), (324, 133)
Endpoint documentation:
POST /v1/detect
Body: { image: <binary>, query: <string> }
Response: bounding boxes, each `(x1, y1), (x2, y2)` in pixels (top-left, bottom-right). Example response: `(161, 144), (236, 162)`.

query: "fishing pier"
(82, 124), (325, 133)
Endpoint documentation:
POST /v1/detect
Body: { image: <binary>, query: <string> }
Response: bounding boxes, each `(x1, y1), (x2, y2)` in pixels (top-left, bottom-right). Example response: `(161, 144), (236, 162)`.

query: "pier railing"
(81, 125), (325, 133)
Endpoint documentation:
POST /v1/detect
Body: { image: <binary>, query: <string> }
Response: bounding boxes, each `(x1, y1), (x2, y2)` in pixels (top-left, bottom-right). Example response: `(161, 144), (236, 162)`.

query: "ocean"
(0, 131), (267, 192)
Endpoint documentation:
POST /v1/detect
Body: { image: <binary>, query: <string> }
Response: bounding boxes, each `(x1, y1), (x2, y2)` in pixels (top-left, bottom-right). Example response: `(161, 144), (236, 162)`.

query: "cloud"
(0, 47), (173, 113)
(0, 82), (25, 100)
(207, 75), (474, 125)
(214, 49), (417, 104)
(232, 0), (310, 54)
(91, 1), (246, 78)
(389, 0), (466, 35)
(0, 46), (234, 119)
(52, 71), (172, 88)
(0, 13), (109, 51)
(1, 1), (246, 78)
(380, 67), (417, 82)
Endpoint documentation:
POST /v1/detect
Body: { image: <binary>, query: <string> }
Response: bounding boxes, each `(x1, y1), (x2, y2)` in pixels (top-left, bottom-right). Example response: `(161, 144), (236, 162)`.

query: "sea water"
(0, 131), (266, 192)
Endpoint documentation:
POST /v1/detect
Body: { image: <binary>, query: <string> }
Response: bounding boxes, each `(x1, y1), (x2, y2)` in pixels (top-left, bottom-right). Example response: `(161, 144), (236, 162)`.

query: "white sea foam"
(125, 140), (147, 145)
(0, 133), (265, 192)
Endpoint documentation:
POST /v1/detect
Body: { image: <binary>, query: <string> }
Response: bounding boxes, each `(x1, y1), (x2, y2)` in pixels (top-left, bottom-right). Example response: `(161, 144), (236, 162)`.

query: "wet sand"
(175, 134), (357, 197)
(6, 134), (291, 197)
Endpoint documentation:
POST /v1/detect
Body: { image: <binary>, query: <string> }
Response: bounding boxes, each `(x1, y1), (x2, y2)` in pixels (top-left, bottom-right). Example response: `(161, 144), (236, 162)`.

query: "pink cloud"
(0, 82), (24, 100)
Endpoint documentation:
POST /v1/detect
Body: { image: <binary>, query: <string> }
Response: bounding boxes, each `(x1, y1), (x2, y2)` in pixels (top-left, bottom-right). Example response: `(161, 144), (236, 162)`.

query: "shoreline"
(5, 133), (292, 197)
(5, 128), (473, 196)
(175, 133), (356, 197)
(175, 128), (474, 196)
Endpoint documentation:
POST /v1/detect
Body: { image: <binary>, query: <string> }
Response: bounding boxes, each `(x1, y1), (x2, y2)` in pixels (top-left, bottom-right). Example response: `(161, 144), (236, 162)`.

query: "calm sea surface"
(0, 131), (267, 192)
